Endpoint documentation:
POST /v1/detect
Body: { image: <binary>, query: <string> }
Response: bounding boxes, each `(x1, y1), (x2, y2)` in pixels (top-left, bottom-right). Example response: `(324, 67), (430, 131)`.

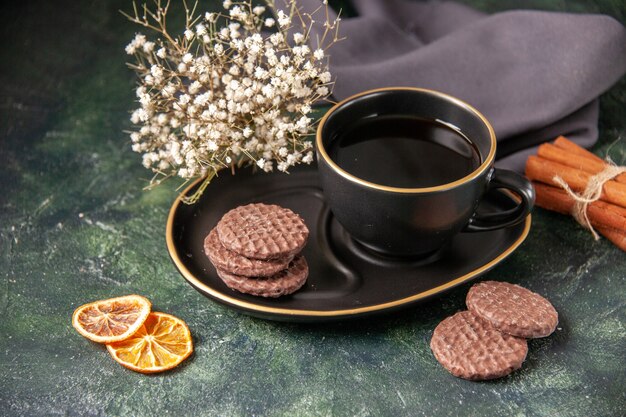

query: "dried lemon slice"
(72, 295), (151, 343)
(106, 312), (193, 373)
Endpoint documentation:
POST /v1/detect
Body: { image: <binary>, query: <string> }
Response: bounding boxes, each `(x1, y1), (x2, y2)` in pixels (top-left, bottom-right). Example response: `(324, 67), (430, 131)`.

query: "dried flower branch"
(123, 0), (341, 203)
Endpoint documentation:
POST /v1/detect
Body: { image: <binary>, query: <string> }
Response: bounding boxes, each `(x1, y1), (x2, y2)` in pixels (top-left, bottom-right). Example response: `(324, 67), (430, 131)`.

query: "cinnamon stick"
(533, 182), (626, 231)
(525, 155), (626, 209)
(530, 136), (626, 252)
(544, 137), (626, 184)
(553, 136), (605, 163)
(596, 226), (626, 252)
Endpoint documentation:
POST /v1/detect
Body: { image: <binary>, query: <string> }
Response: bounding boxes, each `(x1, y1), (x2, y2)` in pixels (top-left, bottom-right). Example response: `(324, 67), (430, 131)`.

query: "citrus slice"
(72, 294), (151, 343)
(106, 312), (193, 373)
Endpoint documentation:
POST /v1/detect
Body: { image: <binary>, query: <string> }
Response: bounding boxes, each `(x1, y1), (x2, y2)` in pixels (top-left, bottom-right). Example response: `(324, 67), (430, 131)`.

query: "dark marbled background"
(1, 1), (624, 416)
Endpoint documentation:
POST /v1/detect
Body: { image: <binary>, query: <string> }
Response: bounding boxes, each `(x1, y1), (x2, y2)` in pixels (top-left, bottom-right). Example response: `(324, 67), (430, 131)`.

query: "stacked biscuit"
(204, 203), (310, 298)
(430, 281), (558, 381)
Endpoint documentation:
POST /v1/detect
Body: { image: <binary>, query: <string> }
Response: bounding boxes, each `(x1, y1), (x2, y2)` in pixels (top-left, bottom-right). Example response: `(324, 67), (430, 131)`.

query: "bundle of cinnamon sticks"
(525, 136), (626, 252)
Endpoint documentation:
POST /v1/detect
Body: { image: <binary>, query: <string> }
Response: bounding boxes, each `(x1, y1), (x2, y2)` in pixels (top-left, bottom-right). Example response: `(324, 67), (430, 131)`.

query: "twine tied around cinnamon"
(553, 160), (626, 239)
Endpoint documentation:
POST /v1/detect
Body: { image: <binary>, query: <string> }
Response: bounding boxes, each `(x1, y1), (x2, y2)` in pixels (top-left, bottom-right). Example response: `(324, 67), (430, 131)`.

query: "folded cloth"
(293, 0), (626, 171)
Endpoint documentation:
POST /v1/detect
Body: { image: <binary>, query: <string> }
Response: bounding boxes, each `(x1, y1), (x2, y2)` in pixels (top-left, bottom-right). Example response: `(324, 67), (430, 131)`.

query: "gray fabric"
(296, 0), (626, 171)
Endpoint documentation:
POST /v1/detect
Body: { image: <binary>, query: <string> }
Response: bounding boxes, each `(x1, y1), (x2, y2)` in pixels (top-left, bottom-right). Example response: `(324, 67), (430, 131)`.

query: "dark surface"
(169, 164), (529, 321)
(1, 0), (625, 416)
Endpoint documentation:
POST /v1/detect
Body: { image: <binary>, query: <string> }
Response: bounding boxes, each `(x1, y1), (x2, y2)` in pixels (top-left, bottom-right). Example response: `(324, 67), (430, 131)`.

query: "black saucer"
(166, 164), (530, 322)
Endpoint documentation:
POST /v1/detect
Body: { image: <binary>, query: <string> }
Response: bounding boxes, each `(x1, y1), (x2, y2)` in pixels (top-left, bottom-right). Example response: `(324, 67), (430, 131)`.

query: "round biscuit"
(466, 281), (558, 338)
(430, 310), (528, 381)
(204, 228), (293, 277)
(216, 203), (309, 260)
(216, 255), (308, 298)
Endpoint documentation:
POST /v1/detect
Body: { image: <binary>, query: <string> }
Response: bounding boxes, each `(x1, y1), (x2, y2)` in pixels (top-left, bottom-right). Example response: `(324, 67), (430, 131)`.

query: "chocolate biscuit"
(204, 228), (293, 277)
(430, 310), (528, 381)
(216, 255), (308, 298)
(216, 203), (309, 260)
(466, 281), (558, 338)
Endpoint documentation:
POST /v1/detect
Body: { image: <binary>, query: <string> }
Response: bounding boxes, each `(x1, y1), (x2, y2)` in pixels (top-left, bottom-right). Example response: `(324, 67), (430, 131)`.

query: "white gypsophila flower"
(254, 67), (267, 79)
(196, 24), (207, 37)
(296, 116), (311, 131)
(316, 86), (329, 96)
(156, 113), (168, 125)
(277, 10), (290, 27)
(162, 83), (176, 97)
(229, 6), (245, 20)
(229, 24), (241, 40)
(136, 85), (147, 98)
(143, 41), (155, 53)
(194, 92), (211, 106)
(137, 108), (150, 122)
(133, 33), (146, 47)
(286, 152), (299, 165)
(313, 49), (325, 60)
(277, 161), (288, 172)
(188, 80), (202, 94)
(293, 32), (305, 44)
(125, 43), (136, 54)
(178, 94), (191, 105)
(207, 140), (219, 151)
(319, 71), (331, 83)
(269, 33), (283, 46)
(151, 65), (163, 79)
(125, 0), (340, 201)
(139, 94), (151, 108)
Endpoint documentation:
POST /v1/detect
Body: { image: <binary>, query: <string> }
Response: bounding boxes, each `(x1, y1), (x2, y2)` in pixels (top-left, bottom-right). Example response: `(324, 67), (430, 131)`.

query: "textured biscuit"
(216, 255), (308, 298)
(204, 228), (293, 277)
(216, 203), (309, 260)
(466, 281), (558, 338)
(430, 310), (528, 381)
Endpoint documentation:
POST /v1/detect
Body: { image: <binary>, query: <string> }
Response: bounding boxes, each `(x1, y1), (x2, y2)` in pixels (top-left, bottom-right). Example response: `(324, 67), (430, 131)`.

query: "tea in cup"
(316, 87), (535, 257)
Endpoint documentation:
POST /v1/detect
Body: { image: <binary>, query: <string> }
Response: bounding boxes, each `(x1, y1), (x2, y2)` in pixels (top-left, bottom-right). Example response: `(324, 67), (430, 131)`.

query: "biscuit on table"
(466, 281), (558, 338)
(430, 310), (528, 381)
(216, 203), (309, 260)
(204, 228), (292, 277)
(215, 255), (309, 298)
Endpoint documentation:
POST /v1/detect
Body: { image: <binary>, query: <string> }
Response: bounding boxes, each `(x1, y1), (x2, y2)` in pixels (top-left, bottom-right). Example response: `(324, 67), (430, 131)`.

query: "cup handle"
(464, 168), (535, 232)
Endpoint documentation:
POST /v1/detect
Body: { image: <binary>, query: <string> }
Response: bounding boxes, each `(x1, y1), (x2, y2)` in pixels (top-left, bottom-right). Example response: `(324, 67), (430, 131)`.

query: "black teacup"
(316, 87), (535, 258)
